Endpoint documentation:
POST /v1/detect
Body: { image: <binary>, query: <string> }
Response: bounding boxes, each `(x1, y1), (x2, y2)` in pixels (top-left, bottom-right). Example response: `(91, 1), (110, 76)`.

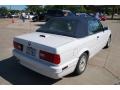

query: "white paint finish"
(13, 29), (111, 79)
(15, 32), (76, 49)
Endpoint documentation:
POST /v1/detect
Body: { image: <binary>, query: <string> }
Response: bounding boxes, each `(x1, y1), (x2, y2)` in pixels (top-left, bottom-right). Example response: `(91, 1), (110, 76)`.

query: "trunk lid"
(14, 32), (76, 54)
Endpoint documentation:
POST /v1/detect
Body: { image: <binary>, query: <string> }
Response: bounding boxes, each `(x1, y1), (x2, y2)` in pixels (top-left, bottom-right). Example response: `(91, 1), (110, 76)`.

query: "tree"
(9, 10), (20, 14)
(44, 5), (65, 11)
(44, 5), (87, 13)
(111, 6), (115, 19)
(26, 5), (44, 14)
(0, 7), (8, 15)
(111, 5), (120, 19)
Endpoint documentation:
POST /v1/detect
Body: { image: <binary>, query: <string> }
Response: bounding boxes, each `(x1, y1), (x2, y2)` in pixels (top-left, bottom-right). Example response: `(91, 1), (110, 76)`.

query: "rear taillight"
(39, 50), (60, 64)
(13, 41), (23, 51)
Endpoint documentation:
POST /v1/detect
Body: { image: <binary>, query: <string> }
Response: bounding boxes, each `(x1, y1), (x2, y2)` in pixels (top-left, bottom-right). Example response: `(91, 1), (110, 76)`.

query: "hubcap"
(79, 55), (87, 72)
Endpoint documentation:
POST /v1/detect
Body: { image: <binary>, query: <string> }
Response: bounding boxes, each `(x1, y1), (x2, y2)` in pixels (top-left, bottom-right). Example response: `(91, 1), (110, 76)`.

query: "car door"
(88, 19), (104, 57)
(96, 20), (109, 49)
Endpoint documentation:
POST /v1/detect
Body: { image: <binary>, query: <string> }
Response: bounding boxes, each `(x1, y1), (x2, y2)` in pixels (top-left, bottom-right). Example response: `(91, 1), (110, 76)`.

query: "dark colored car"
(45, 10), (75, 21)
(0, 14), (7, 18)
(32, 13), (46, 22)
(32, 10), (75, 22)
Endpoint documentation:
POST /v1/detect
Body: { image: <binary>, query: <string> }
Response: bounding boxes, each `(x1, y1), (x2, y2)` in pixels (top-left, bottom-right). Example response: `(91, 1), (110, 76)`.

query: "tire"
(104, 36), (111, 48)
(74, 53), (88, 75)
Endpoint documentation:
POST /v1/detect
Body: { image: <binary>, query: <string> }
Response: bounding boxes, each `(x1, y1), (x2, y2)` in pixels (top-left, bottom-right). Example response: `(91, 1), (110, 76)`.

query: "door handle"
(97, 36), (99, 39)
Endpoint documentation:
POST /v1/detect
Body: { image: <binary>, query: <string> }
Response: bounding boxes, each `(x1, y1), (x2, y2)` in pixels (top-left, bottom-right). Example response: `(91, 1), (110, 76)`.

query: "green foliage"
(0, 7), (8, 15)
(26, 5), (44, 13)
(44, 5), (87, 13)
(0, 6), (21, 15)
(9, 10), (20, 14)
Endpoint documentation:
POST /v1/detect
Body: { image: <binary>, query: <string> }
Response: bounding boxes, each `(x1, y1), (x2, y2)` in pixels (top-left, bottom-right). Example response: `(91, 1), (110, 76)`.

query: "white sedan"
(13, 16), (111, 79)
(25, 14), (35, 19)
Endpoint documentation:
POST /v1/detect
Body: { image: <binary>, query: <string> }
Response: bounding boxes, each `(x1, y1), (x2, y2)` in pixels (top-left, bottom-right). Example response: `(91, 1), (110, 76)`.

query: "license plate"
(26, 47), (36, 56)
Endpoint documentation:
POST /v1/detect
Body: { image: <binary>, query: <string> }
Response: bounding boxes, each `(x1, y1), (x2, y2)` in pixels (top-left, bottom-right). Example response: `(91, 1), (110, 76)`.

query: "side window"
(88, 20), (103, 35)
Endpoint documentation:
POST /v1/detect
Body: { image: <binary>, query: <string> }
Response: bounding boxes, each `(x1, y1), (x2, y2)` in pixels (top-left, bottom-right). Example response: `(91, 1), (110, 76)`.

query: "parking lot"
(0, 19), (120, 85)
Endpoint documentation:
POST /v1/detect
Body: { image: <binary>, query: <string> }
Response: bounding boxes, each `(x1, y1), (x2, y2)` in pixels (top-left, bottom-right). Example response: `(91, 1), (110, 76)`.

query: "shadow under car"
(0, 56), (60, 85)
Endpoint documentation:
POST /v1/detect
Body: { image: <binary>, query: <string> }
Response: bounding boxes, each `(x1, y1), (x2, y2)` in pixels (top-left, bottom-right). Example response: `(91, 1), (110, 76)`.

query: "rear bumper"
(13, 49), (77, 79)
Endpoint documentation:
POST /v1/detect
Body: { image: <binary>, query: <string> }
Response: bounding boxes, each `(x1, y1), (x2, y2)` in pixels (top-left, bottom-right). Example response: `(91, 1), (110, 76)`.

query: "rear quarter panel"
(56, 29), (111, 67)
(56, 37), (93, 66)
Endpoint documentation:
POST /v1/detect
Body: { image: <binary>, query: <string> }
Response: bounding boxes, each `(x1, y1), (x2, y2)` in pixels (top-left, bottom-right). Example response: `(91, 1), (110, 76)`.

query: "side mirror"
(103, 26), (108, 31)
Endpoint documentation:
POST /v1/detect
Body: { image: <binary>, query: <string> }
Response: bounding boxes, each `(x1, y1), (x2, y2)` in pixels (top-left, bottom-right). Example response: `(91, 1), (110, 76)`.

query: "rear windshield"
(37, 19), (78, 37)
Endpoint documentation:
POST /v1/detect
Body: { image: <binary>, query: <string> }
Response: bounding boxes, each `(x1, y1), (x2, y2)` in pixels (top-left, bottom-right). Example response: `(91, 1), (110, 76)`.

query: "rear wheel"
(74, 53), (88, 75)
(104, 36), (111, 48)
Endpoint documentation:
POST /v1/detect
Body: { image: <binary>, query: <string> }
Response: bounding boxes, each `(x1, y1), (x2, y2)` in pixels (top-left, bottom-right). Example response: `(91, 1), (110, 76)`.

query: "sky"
(0, 5), (26, 10)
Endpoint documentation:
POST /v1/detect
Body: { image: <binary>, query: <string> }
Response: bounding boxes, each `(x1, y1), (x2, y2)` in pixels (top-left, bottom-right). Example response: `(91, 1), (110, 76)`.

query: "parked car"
(11, 14), (19, 18)
(45, 9), (75, 21)
(25, 15), (34, 19)
(0, 14), (7, 18)
(79, 13), (89, 17)
(25, 13), (35, 19)
(13, 16), (111, 79)
(32, 13), (46, 22)
(99, 15), (107, 21)
(114, 13), (118, 16)
(76, 13), (95, 17)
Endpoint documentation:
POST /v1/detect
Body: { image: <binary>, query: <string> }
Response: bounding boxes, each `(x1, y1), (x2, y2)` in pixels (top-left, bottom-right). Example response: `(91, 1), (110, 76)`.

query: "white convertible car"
(13, 16), (111, 79)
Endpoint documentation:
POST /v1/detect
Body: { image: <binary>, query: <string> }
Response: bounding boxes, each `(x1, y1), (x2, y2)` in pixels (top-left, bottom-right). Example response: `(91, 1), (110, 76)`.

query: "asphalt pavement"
(0, 19), (120, 85)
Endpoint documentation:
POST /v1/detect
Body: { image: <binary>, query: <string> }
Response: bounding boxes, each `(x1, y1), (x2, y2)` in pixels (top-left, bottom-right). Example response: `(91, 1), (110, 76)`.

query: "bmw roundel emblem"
(28, 41), (31, 46)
